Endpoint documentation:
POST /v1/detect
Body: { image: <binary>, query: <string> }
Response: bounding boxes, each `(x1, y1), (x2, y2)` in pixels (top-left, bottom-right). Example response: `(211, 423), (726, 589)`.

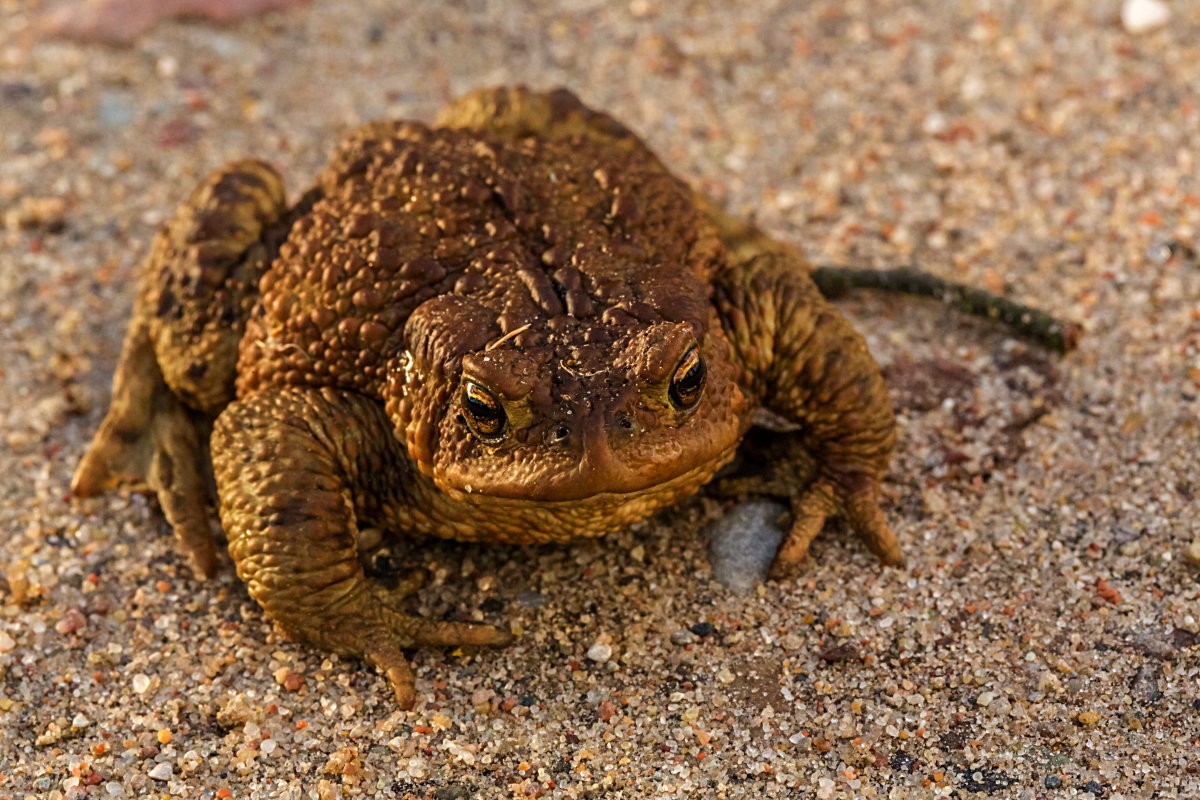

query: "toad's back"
(236, 121), (727, 401)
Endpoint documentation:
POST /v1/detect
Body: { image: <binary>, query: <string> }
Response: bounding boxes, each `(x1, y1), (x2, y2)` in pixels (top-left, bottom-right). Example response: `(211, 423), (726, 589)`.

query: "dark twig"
(811, 265), (1082, 353)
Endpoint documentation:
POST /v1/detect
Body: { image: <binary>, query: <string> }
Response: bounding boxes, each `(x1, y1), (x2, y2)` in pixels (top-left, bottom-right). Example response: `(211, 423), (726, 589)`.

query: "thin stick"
(811, 265), (1082, 353)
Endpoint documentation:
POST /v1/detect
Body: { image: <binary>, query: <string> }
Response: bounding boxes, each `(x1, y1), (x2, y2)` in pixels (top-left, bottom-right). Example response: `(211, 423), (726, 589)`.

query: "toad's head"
(389, 264), (748, 508)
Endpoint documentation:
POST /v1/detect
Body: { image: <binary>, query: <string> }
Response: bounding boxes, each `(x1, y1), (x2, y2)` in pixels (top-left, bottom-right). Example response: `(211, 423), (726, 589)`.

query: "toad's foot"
(769, 476), (902, 579)
(293, 584), (512, 709)
(215, 387), (513, 709)
(712, 457), (902, 577)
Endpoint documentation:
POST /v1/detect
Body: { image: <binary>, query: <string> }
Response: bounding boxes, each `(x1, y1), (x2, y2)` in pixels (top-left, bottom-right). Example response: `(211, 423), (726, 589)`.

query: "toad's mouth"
(435, 423), (744, 505)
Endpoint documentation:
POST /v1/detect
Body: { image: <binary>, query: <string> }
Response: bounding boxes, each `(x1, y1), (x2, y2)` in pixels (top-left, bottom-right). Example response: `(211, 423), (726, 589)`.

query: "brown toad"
(75, 87), (899, 707)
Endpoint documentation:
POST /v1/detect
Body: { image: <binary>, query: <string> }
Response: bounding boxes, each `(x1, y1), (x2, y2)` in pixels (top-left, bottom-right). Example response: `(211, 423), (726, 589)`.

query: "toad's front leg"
(714, 251), (901, 574)
(212, 387), (512, 708)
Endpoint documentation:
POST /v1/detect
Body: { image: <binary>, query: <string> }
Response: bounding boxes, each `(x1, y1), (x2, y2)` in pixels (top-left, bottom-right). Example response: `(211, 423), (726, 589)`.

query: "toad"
(75, 87), (901, 707)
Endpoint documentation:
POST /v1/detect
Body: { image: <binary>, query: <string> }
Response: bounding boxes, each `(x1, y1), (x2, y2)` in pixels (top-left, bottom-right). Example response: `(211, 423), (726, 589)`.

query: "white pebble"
(260, 738), (277, 756)
(707, 501), (787, 594)
(976, 691), (996, 707)
(586, 642), (612, 662)
(132, 674), (150, 693)
(105, 783), (126, 797)
(0, 632), (14, 652)
(922, 111), (947, 136)
(156, 55), (178, 78)
(147, 762), (173, 781)
(1121, 0), (1169, 33)
(71, 713), (90, 728)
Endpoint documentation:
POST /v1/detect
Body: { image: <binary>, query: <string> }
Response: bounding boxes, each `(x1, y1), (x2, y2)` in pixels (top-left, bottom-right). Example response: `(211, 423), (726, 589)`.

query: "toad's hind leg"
(214, 388), (513, 709)
(72, 318), (220, 574)
(73, 160), (289, 577)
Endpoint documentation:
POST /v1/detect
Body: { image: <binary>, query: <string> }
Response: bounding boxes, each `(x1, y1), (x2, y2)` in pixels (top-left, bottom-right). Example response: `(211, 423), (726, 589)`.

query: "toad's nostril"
(547, 424), (571, 444)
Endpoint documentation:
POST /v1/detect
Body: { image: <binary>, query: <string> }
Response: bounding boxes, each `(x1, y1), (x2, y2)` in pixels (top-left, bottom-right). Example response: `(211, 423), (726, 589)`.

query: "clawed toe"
(768, 482), (836, 578)
(405, 618), (514, 649)
(294, 591), (514, 709)
(767, 476), (904, 576)
(840, 487), (904, 567)
(362, 615), (511, 710)
(371, 650), (417, 710)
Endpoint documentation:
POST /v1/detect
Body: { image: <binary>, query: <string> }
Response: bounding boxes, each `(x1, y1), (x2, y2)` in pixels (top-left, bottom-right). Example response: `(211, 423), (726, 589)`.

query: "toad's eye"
(668, 346), (706, 411)
(461, 381), (507, 442)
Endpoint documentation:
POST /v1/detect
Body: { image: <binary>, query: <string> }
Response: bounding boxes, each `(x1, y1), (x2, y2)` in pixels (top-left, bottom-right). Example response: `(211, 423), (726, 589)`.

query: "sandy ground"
(2, 1), (1199, 798)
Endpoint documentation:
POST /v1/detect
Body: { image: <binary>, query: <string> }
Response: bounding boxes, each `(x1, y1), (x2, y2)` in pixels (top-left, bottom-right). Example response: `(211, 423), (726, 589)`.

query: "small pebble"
(669, 629), (695, 646)
(1131, 663), (1162, 703)
(356, 526), (383, 551)
(3, 196), (68, 233)
(514, 590), (547, 608)
(97, 90), (136, 129)
(1121, 0), (1169, 33)
(689, 621), (715, 637)
(1183, 539), (1200, 566)
(132, 674), (151, 693)
(1145, 242), (1173, 265)
(147, 762), (173, 781)
(1045, 776), (1063, 789)
(586, 642), (612, 662)
(0, 632), (15, 652)
(54, 607), (86, 634)
(707, 500), (787, 593)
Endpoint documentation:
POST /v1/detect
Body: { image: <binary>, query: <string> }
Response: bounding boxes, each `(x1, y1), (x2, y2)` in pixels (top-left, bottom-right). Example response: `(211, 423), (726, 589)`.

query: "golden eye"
(668, 346), (706, 410)
(461, 381), (507, 441)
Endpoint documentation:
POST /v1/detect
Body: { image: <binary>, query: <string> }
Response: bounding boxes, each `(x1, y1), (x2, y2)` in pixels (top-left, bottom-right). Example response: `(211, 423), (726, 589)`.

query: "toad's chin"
(440, 436), (742, 505)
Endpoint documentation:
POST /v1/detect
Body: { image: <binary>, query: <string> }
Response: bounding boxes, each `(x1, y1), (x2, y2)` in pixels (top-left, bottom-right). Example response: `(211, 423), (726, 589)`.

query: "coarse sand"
(1, 1), (1198, 798)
